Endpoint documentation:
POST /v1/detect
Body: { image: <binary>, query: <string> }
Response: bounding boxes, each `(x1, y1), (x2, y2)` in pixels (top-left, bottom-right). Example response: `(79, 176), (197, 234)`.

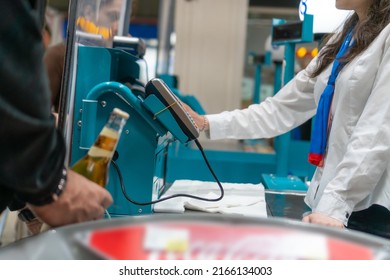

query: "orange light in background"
(311, 48), (319, 57)
(296, 47), (307, 58)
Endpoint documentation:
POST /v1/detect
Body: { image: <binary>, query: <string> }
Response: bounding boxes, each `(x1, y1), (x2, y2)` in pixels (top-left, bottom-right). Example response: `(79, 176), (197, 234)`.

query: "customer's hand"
(302, 213), (344, 228)
(29, 169), (113, 227)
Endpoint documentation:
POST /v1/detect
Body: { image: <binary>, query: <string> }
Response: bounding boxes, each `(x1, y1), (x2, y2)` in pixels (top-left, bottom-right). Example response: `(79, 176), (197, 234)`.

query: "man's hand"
(302, 213), (344, 228)
(29, 169), (113, 227)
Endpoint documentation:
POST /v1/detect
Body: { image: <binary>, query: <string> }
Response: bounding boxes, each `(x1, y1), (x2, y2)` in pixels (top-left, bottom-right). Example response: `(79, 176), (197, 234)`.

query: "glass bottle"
(71, 108), (129, 187)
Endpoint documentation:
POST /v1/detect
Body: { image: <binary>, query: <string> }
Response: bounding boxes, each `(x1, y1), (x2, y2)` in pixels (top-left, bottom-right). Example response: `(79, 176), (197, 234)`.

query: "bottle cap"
(113, 108), (130, 120)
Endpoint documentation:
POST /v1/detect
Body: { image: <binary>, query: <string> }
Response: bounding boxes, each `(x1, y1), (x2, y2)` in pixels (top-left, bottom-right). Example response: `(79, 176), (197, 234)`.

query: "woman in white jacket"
(185, 0), (390, 239)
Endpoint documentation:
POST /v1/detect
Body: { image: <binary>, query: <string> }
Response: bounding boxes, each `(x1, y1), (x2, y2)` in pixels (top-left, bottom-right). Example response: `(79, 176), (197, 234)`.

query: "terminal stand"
(70, 46), (198, 216)
(261, 14), (316, 193)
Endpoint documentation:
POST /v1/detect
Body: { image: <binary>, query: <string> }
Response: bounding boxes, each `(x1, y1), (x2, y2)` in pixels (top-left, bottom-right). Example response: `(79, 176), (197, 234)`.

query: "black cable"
(112, 139), (224, 205)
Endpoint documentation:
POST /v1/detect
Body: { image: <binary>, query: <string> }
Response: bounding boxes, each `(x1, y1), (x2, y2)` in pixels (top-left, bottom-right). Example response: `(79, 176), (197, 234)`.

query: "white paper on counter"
(154, 180), (267, 218)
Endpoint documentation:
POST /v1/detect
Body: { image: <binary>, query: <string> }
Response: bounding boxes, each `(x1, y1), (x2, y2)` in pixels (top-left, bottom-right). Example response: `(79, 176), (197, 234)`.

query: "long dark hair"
(310, 0), (390, 78)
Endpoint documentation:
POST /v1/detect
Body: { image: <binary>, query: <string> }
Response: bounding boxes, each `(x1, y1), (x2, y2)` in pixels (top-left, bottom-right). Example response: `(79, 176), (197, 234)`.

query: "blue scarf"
(308, 31), (354, 167)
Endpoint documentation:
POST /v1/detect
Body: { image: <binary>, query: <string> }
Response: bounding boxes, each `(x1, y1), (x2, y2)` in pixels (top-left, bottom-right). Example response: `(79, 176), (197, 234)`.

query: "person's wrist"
(25, 167), (67, 206)
(199, 116), (209, 132)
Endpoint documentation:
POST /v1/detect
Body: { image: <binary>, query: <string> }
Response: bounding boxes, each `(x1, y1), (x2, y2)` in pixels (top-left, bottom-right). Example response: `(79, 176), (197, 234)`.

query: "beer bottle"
(71, 108), (129, 187)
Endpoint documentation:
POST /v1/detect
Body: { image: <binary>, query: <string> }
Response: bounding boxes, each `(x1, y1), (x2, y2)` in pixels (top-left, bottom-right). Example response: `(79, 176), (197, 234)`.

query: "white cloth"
(206, 23), (390, 225)
(154, 180), (267, 218)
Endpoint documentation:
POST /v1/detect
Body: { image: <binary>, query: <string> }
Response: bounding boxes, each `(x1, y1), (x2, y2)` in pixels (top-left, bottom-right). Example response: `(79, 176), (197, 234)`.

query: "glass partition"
(58, 0), (132, 164)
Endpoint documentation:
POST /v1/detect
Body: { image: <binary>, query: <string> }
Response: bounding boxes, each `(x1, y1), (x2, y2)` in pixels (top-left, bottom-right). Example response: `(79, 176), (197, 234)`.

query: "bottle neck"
(106, 113), (127, 134)
(88, 113), (127, 157)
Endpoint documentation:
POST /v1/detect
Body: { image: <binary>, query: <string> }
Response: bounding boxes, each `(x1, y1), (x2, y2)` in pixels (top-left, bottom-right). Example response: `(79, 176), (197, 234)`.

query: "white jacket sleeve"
(207, 56), (319, 140)
(316, 34), (390, 224)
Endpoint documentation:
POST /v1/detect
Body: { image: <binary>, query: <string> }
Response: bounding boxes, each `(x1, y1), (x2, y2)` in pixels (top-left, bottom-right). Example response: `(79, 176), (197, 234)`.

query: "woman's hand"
(182, 103), (209, 131)
(302, 213), (344, 228)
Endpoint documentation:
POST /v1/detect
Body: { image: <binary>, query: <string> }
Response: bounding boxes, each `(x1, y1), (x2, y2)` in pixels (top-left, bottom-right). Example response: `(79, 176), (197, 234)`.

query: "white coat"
(206, 23), (390, 225)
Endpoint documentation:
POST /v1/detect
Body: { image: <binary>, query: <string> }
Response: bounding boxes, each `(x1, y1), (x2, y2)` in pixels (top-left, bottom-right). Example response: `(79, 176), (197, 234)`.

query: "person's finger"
(93, 207), (106, 220)
(101, 194), (113, 209)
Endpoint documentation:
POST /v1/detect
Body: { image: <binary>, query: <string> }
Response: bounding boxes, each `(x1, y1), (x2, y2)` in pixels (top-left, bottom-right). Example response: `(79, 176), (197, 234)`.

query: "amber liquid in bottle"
(71, 108), (129, 187)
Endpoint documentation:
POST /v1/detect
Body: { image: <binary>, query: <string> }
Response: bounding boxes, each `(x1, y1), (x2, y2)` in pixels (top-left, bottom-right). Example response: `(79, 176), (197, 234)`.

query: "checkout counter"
(1, 213), (390, 260)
